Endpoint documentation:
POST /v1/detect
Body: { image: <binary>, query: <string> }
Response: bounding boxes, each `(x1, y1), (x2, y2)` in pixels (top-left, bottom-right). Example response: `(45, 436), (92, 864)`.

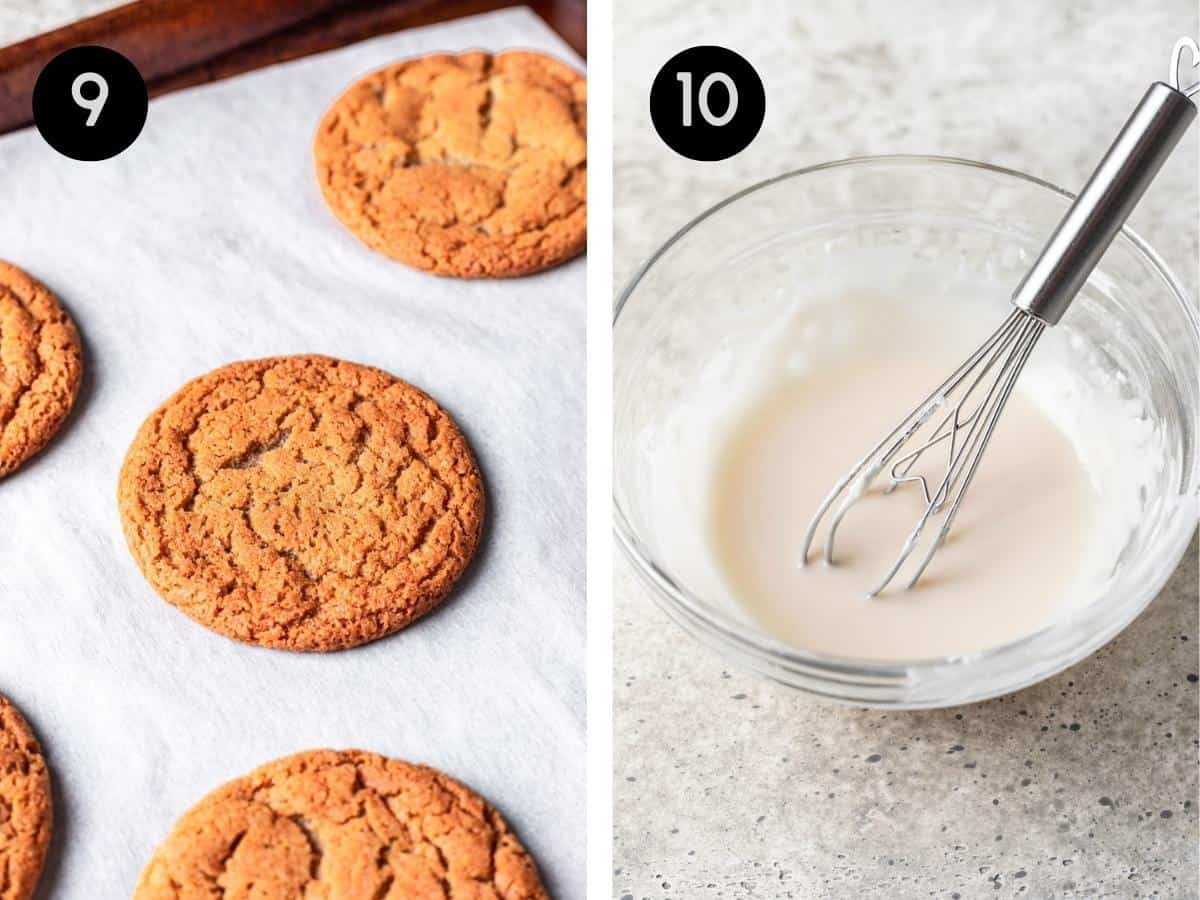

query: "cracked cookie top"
(0, 261), (82, 478)
(134, 749), (548, 900)
(117, 355), (485, 651)
(314, 50), (586, 278)
(0, 694), (52, 900)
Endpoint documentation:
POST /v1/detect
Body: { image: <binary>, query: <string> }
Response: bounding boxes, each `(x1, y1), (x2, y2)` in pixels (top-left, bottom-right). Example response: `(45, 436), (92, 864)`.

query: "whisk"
(802, 39), (1200, 597)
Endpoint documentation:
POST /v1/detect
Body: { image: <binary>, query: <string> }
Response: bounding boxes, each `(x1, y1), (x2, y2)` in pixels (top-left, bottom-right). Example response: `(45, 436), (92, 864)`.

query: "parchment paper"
(0, 8), (584, 897)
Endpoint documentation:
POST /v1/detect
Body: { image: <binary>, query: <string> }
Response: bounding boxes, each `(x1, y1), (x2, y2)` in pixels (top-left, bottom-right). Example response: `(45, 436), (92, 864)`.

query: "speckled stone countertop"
(614, 2), (1199, 897)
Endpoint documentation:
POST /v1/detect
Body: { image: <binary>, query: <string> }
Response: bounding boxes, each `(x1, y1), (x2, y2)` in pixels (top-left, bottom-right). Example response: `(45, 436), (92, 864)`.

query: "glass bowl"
(614, 155), (1199, 708)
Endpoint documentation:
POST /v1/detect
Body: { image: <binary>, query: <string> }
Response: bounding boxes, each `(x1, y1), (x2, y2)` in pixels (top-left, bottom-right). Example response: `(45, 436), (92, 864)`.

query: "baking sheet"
(0, 8), (584, 897)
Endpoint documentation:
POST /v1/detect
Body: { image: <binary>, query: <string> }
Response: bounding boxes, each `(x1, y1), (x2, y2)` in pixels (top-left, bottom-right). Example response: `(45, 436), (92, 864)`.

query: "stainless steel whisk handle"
(1013, 56), (1197, 326)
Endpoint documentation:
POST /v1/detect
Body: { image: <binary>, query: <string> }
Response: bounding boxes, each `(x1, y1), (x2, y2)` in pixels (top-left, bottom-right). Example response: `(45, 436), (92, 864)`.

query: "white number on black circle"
(71, 72), (108, 127)
(675, 70), (739, 127)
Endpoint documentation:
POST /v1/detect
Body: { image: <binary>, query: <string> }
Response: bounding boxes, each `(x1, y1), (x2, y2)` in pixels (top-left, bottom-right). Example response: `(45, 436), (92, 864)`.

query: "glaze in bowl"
(614, 156), (1199, 708)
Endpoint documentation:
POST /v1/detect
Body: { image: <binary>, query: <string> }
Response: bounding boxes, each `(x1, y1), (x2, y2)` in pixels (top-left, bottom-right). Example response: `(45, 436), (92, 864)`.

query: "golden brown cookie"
(134, 749), (548, 900)
(314, 50), (587, 277)
(0, 261), (83, 477)
(118, 355), (484, 651)
(0, 694), (52, 900)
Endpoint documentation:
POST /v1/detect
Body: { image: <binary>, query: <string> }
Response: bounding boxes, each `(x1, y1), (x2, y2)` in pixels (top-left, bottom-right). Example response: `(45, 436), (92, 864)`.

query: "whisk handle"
(1012, 81), (1196, 325)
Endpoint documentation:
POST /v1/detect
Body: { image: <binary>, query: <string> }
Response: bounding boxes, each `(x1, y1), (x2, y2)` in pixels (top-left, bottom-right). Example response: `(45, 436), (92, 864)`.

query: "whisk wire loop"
(899, 317), (1044, 592)
(803, 309), (1027, 569)
(867, 314), (1044, 597)
(800, 309), (1046, 596)
(885, 312), (1027, 507)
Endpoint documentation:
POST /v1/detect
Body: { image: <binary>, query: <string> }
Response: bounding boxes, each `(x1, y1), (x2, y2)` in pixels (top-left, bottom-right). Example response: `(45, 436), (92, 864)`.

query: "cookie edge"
(0, 260), (84, 478)
(116, 354), (486, 652)
(0, 693), (54, 900)
(134, 748), (548, 899)
(312, 49), (587, 278)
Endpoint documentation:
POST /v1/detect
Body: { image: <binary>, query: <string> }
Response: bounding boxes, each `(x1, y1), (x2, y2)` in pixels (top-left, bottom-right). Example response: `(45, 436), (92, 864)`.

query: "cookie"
(0, 261), (83, 477)
(118, 355), (484, 651)
(314, 50), (586, 277)
(0, 694), (52, 900)
(134, 749), (548, 899)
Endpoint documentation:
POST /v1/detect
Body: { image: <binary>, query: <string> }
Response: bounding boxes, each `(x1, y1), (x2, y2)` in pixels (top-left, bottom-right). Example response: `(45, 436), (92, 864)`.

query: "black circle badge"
(33, 46), (148, 161)
(650, 46), (765, 162)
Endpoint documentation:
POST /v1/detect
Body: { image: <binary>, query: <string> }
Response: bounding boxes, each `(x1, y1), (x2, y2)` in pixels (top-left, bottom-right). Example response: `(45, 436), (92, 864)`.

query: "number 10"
(676, 71), (739, 127)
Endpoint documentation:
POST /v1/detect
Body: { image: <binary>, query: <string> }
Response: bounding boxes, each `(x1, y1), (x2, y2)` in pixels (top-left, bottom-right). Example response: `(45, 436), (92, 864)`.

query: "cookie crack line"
(0, 294), (46, 433)
(401, 71), (568, 171)
(175, 389), (462, 588)
(210, 829), (246, 897)
(291, 815), (323, 881)
(222, 424), (291, 471)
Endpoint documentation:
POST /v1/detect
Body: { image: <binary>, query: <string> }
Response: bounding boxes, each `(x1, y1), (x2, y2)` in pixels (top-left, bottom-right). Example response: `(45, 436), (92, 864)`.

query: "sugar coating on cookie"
(0, 261), (83, 477)
(118, 355), (485, 651)
(134, 749), (548, 899)
(0, 694), (53, 900)
(314, 50), (587, 277)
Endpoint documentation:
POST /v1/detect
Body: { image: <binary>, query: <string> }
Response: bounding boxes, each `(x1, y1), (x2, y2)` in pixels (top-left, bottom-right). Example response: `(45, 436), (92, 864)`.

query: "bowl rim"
(612, 153), (1200, 699)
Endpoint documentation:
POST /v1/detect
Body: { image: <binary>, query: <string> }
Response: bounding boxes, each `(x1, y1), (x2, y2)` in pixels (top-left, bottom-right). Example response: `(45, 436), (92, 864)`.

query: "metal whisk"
(802, 39), (1200, 597)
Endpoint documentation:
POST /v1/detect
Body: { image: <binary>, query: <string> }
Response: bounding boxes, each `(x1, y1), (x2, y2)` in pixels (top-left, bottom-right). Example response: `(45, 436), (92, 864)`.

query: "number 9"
(71, 72), (108, 127)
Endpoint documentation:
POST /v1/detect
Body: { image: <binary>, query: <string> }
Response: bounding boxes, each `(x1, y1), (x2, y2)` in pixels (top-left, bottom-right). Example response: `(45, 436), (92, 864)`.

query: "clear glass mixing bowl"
(614, 156), (1199, 708)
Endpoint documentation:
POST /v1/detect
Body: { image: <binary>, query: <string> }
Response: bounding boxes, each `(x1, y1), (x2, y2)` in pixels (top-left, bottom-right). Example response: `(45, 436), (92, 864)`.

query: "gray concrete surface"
(614, 1), (1199, 897)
